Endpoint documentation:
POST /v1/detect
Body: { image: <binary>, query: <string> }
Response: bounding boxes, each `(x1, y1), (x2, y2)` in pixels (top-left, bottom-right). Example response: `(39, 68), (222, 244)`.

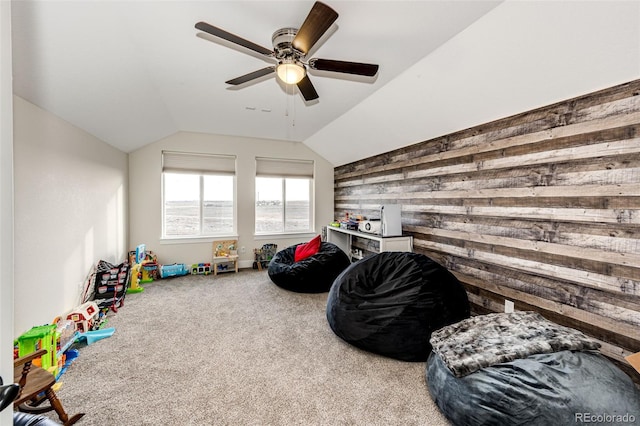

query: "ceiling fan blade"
(297, 75), (319, 101)
(308, 58), (379, 76)
(195, 21), (274, 57)
(292, 2), (339, 56)
(225, 67), (276, 85)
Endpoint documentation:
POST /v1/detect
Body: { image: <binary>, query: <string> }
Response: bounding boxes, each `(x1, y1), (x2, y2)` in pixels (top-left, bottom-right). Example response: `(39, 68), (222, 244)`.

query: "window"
(162, 151), (236, 238)
(255, 157), (314, 234)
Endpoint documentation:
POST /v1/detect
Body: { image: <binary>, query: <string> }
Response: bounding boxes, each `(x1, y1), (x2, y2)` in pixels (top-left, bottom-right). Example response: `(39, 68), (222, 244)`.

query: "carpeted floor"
(49, 269), (450, 425)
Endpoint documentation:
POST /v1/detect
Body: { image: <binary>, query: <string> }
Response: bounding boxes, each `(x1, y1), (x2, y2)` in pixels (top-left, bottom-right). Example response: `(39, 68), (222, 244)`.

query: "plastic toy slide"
(76, 327), (115, 345)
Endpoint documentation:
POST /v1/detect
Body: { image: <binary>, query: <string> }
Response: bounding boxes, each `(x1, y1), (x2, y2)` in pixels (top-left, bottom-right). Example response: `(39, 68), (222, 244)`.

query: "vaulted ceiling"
(11, 1), (639, 166)
(10, 1), (501, 152)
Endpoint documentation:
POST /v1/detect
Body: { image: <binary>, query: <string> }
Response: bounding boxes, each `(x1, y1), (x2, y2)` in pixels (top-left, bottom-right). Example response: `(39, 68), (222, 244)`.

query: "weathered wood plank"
(416, 232), (640, 284)
(407, 139), (640, 179)
(337, 163), (640, 198)
(400, 204), (640, 224)
(334, 81), (640, 179)
(336, 112), (640, 180)
(452, 262), (640, 328)
(413, 238), (640, 296)
(336, 184), (640, 201)
(406, 225), (640, 267)
(334, 79), (640, 370)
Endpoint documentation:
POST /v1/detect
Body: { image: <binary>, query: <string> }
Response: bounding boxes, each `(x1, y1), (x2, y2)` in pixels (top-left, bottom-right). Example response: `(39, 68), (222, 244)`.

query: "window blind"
(162, 151), (236, 175)
(255, 157), (314, 178)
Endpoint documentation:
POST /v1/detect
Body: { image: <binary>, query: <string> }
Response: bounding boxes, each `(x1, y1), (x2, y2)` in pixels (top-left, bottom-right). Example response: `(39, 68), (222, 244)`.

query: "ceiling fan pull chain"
(292, 88), (296, 129)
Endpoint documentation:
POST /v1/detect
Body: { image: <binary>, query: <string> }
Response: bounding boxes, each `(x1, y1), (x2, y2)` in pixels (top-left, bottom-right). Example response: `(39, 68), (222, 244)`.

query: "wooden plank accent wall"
(334, 79), (640, 380)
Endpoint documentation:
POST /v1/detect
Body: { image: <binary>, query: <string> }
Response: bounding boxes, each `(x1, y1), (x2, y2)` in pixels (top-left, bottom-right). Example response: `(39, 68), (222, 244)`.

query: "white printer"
(359, 219), (381, 234)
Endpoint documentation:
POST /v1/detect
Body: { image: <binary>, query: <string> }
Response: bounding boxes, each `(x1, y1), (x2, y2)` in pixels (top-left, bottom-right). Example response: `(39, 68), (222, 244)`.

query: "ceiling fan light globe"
(277, 62), (306, 85)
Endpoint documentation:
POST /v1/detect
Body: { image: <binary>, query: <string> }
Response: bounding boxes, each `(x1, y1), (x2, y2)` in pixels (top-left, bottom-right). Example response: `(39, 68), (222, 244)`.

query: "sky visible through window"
(165, 174), (309, 201)
(165, 174), (232, 201)
(256, 178), (308, 202)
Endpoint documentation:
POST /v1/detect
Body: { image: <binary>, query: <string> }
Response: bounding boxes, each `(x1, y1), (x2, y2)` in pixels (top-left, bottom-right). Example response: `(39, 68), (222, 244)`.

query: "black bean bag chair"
(326, 252), (470, 361)
(427, 349), (640, 426)
(268, 242), (350, 293)
(13, 412), (61, 426)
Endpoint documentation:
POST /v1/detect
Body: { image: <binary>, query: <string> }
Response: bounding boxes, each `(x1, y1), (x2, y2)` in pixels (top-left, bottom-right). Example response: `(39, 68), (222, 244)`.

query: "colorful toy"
(128, 262), (145, 293)
(129, 244), (157, 265)
(66, 301), (100, 333)
(140, 261), (159, 283)
(160, 263), (189, 278)
(191, 263), (212, 275)
(212, 240), (239, 275)
(127, 243), (159, 293)
(52, 318), (78, 377)
(76, 327), (115, 345)
(17, 324), (57, 371)
(56, 348), (79, 380)
(254, 243), (277, 270)
(135, 243), (145, 263)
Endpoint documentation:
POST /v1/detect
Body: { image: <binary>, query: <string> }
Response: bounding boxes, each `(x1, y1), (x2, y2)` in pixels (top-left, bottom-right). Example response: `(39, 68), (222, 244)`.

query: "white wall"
(306, 0), (640, 166)
(129, 131), (334, 266)
(0, 1), (13, 423)
(13, 97), (129, 336)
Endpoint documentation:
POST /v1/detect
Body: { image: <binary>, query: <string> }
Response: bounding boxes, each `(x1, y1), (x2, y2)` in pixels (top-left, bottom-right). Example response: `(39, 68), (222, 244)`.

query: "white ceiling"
(11, 1), (502, 155)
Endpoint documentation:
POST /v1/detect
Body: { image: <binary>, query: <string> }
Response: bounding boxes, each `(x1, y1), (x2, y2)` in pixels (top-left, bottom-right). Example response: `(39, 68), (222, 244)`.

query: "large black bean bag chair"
(326, 252), (470, 361)
(427, 349), (640, 426)
(268, 242), (350, 293)
(13, 413), (61, 426)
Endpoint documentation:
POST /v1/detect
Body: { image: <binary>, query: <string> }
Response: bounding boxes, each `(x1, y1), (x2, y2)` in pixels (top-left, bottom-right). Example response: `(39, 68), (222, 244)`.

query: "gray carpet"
(50, 269), (450, 425)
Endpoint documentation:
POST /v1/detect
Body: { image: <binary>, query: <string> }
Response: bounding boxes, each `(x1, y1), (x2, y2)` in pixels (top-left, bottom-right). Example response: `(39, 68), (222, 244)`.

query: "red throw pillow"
(294, 235), (322, 262)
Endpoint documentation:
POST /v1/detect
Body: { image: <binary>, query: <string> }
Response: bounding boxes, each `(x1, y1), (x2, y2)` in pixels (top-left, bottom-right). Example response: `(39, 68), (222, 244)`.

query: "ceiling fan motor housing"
(272, 27), (300, 59)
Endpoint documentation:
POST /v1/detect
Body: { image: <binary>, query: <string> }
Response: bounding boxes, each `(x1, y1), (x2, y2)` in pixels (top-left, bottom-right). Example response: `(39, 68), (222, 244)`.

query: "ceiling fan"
(195, 1), (379, 102)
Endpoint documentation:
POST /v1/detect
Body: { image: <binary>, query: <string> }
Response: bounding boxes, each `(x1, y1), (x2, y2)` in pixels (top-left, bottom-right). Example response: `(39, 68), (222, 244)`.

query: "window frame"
(254, 158), (315, 236)
(161, 151), (237, 240)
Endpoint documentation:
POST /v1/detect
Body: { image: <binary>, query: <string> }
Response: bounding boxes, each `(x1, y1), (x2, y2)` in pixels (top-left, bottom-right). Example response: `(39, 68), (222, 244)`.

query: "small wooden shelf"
(212, 240), (239, 275)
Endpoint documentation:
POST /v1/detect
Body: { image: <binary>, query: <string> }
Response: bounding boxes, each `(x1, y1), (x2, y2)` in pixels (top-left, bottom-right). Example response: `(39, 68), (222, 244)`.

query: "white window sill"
(160, 235), (239, 245)
(254, 232), (316, 241)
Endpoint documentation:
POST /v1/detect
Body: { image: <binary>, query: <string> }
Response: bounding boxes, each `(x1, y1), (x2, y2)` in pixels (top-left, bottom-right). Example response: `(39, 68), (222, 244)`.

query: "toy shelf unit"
(212, 239), (239, 275)
(326, 225), (413, 262)
(253, 243), (277, 270)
